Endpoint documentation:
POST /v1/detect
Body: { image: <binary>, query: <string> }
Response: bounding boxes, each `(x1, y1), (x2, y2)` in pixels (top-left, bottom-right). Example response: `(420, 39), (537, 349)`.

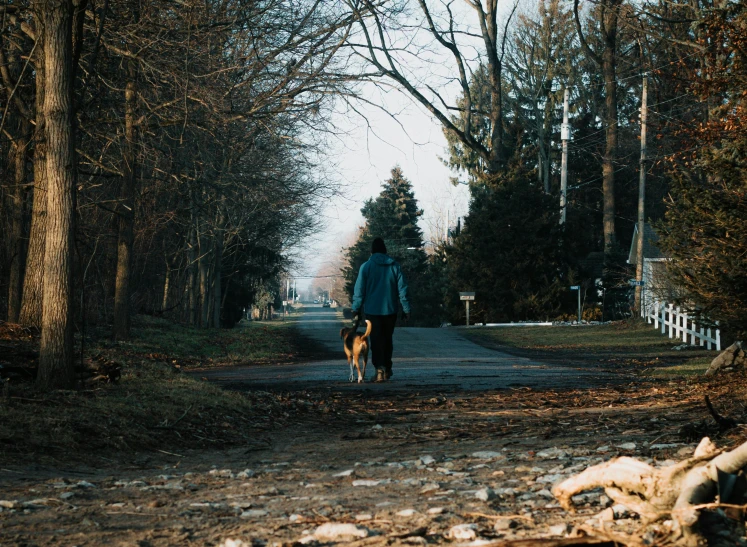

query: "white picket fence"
(642, 300), (721, 351)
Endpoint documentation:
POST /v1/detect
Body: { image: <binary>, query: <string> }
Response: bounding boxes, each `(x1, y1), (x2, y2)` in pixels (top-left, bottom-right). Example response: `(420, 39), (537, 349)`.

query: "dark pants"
(367, 314), (397, 372)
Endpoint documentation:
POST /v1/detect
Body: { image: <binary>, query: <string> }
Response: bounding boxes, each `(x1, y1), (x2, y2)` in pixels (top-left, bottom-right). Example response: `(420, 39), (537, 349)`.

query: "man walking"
(351, 238), (411, 382)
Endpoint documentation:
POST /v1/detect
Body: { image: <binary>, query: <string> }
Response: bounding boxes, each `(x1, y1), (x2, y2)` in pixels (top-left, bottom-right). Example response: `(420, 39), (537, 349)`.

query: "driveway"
(200, 306), (623, 391)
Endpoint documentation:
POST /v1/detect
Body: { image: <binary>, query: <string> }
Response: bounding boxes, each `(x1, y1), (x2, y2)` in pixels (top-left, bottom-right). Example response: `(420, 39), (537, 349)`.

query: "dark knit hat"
(371, 238), (387, 254)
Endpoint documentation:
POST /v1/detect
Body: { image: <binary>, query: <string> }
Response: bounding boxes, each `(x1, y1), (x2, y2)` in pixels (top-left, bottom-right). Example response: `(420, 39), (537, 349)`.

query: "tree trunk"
(37, 0), (76, 391)
(573, 0), (620, 254)
(112, 60), (137, 341)
(483, 2), (504, 174)
(601, 8), (619, 253)
(161, 258), (171, 311)
(487, 61), (503, 174)
(19, 42), (46, 328)
(187, 194), (197, 325)
(213, 221), (224, 328)
(198, 230), (210, 328)
(7, 121), (30, 323)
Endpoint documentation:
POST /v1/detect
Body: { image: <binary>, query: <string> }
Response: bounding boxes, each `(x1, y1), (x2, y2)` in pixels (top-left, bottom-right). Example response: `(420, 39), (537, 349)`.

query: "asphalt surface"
(200, 306), (623, 391)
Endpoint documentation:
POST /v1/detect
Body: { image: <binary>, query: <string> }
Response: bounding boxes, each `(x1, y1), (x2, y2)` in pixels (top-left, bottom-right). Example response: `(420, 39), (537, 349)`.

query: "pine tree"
(446, 170), (577, 323)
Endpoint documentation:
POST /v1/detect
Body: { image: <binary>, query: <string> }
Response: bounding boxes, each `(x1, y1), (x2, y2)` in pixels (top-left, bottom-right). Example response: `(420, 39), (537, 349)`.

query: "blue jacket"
(352, 253), (411, 316)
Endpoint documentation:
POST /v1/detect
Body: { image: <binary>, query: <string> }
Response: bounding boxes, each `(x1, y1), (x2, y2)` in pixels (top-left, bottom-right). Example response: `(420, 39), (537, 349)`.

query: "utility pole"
(634, 77), (648, 316)
(560, 88), (570, 225)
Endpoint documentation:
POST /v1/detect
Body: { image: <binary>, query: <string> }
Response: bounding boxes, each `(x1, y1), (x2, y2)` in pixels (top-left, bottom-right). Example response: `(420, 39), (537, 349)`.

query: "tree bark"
(212, 218), (224, 328)
(187, 192), (197, 326)
(601, 7), (619, 252)
(20, 33), (47, 328)
(161, 258), (171, 311)
(476, 0), (505, 173)
(573, 0), (620, 253)
(198, 229), (210, 328)
(7, 121), (30, 323)
(112, 60), (137, 341)
(36, 0), (76, 391)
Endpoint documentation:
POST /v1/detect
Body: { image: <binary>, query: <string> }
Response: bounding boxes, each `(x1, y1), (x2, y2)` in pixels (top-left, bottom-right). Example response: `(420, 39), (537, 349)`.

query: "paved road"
(199, 306), (623, 391)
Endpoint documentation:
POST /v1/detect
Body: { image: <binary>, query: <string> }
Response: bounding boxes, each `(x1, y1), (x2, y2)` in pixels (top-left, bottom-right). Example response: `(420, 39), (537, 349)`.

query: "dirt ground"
(2, 373), (746, 546)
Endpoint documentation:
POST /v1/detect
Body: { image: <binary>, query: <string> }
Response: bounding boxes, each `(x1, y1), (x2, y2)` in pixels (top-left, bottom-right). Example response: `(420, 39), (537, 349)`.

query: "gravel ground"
(2, 382), (744, 546)
(1, 308), (744, 546)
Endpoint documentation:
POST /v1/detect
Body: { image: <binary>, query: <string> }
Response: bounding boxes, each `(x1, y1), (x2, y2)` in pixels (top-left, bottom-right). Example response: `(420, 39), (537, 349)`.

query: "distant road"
(199, 305), (625, 391)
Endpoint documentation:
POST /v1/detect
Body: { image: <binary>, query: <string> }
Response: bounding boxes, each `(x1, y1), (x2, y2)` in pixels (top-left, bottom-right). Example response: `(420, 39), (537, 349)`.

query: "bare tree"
(346, 0), (518, 178)
(506, 0), (578, 193)
(35, 0), (80, 390)
(573, 0), (623, 252)
(112, 2), (138, 340)
(0, 4), (36, 322)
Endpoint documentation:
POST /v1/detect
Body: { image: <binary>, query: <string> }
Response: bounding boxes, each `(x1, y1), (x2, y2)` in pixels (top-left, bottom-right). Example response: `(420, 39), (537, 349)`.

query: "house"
(628, 223), (722, 349)
(627, 222), (674, 311)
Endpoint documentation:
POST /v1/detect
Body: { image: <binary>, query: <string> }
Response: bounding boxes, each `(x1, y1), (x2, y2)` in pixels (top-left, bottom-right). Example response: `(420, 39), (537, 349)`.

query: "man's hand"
(352, 310), (361, 320)
(401, 312), (410, 321)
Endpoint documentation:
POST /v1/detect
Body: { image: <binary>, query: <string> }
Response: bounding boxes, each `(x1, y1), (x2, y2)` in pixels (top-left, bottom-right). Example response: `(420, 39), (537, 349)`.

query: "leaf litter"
(2, 367), (747, 546)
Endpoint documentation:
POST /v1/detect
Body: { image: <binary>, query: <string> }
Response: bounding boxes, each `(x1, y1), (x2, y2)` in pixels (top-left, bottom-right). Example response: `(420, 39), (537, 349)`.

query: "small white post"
(466, 300), (470, 327)
(668, 304), (674, 338)
(706, 328), (712, 350)
(699, 326), (705, 347)
(691, 321), (697, 345)
(654, 301), (659, 329)
(681, 311), (688, 342)
(716, 328), (721, 351)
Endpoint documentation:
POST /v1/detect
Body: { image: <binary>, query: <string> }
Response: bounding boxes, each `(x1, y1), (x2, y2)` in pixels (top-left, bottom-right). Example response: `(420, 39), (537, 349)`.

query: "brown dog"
(340, 319), (372, 383)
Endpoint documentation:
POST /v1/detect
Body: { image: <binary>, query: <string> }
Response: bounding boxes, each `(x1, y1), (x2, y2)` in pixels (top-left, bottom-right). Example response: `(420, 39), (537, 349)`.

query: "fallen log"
(552, 437), (747, 543)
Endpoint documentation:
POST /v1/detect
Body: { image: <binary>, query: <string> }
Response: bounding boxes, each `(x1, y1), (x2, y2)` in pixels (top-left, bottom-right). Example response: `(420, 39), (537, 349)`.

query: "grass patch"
(642, 357), (712, 378)
(117, 313), (325, 368)
(464, 321), (678, 351)
(0, 312), (326, 465)
(461, 320), (719, 376)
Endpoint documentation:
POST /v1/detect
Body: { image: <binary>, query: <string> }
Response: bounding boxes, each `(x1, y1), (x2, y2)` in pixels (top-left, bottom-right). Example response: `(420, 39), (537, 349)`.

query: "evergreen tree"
(343, 167), (440, 325)
(446, 170), (579, 323)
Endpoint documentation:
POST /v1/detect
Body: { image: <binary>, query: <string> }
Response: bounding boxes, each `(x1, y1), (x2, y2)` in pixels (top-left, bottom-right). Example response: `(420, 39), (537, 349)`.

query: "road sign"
(459, 292), (475, 326)
(629, 280), (645, 287)
(569, 285), (580, 290)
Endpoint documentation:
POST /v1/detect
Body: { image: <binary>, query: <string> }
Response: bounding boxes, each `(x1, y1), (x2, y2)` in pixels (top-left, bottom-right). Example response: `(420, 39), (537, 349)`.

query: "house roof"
(628, 222), (666, 264)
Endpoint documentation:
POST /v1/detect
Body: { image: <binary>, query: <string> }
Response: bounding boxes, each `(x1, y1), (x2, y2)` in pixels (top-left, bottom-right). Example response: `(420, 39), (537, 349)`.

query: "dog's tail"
(360, 319), (372, 340)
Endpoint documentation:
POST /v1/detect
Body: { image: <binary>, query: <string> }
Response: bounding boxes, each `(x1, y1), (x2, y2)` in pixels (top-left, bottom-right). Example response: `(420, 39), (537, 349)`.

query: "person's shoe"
(375, 369), (386, 382)
(385, 368), (393, 379)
